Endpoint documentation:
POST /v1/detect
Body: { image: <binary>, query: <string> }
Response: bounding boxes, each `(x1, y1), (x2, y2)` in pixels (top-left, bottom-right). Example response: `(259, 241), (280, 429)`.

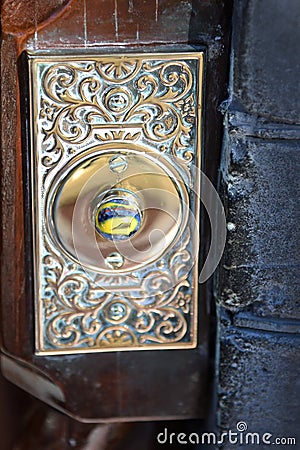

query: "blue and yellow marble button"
(95, 192), (142, 241)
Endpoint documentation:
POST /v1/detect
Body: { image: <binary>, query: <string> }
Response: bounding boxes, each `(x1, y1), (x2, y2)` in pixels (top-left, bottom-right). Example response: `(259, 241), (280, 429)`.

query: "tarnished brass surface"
(28, 51), (203, 354)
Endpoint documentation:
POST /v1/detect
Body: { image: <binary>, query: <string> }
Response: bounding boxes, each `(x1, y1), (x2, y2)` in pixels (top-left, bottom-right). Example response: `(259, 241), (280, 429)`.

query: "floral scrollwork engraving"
(41, 225), (195, 351)
(31, 52), (202, 353)
(37, 54), (199, 171)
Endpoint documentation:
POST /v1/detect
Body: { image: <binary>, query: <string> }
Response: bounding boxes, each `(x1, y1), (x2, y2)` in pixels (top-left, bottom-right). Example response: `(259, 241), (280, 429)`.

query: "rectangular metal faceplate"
(28, 52), (203, 354)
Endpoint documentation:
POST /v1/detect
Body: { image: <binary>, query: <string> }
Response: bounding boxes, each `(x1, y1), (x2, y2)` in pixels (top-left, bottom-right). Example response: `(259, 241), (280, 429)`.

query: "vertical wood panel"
(1, 0), (233, 422)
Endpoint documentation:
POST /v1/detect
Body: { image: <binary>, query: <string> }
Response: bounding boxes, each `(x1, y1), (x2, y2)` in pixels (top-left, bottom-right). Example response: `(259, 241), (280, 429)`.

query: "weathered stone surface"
(218, 320), (300, 449)
(219, 138), (300, 317)
(232, 0), (300, 122)
(218, 0), (300, 446)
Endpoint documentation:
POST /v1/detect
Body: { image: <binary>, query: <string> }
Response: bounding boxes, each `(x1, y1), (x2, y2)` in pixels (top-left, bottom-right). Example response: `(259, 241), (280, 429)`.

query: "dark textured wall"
(218, 0), (300, 447)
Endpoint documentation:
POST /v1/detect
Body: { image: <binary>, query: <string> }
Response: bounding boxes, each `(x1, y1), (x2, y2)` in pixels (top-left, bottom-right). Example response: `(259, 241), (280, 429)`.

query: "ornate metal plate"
(28, 51), (203, 354)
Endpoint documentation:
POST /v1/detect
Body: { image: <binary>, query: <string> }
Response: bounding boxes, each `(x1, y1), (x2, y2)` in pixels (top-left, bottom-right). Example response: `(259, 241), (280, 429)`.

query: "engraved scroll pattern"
(39, 57), (197, 170)
(35, 55), (199, 351)
(42, 228), (194, 349)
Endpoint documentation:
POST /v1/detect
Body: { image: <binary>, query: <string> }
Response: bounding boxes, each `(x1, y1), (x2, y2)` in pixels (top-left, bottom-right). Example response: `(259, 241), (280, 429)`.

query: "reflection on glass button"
(94, 190), (142, 241)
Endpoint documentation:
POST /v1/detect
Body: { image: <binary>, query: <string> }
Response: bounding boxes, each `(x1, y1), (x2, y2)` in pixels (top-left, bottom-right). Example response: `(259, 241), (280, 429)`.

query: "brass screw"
(105, 252), (124, 269)
(109, 155), (128, 173)
(107, 302), (127, 321)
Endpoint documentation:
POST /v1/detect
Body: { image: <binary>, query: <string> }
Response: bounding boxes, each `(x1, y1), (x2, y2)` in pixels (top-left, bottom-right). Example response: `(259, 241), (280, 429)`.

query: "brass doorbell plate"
(28, 51), (203, 354)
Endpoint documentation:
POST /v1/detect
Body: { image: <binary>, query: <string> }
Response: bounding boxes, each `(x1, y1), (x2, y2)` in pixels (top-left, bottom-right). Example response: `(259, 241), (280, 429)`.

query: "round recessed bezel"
(46, 143), (189, 274)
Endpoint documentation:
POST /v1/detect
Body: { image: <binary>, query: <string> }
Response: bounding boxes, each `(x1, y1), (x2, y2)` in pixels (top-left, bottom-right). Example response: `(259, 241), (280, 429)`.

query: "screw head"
(107, 302), (128, 321)
(105, 252), (124, 269)
(109, 155), (128, 173)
